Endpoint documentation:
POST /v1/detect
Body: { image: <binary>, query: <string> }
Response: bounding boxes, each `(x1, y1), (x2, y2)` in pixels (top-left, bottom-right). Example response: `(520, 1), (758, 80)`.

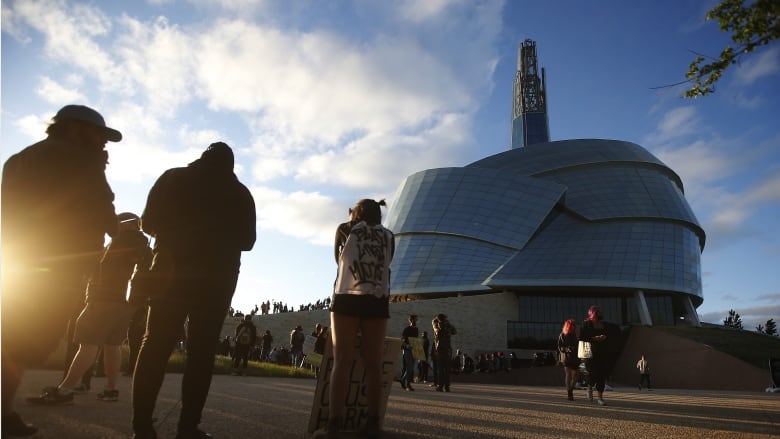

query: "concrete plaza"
(10, 369), (780, 438)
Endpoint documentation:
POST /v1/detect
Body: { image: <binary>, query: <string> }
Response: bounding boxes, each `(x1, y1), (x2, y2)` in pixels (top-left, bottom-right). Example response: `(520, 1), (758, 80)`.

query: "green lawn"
(655, 325), (780, 370)
(47, 345), (317, 379)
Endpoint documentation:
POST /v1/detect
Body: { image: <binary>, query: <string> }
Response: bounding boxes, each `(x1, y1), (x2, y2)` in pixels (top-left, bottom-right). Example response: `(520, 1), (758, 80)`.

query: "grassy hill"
(655, 325), (780, 371)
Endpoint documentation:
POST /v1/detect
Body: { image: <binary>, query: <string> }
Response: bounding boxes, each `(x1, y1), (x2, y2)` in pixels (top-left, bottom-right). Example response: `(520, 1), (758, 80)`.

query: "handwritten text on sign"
(308, 336), (402, 433)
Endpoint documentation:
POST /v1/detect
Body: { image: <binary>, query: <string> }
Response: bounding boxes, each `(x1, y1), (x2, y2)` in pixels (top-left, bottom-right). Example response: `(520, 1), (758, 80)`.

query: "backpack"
(237, 325), (252, 345)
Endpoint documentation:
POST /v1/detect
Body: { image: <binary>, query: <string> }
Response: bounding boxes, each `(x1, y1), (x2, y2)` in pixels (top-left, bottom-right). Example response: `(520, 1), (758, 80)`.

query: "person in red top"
(557, 318), (580, 401)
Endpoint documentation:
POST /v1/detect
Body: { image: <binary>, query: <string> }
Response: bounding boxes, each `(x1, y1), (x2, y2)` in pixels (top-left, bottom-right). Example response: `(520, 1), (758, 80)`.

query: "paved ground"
(9, 370), (780, 438)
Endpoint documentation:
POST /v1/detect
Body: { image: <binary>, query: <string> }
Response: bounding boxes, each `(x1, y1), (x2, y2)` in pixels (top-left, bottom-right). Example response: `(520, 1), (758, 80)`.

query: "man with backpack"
(232, 315), (257, 375)
(290, 325), (305, 368)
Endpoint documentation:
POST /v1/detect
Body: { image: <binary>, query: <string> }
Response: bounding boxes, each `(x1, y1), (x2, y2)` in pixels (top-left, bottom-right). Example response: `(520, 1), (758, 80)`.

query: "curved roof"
(386, 139), (706, 302)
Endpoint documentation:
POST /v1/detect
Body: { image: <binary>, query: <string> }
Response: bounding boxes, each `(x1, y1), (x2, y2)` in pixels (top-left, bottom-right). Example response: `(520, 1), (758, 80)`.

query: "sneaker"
(96, 389), (119, 402)
(597, 399), (607, 406)
(1, 412), (38, 436)
(26, 386), (74, 405)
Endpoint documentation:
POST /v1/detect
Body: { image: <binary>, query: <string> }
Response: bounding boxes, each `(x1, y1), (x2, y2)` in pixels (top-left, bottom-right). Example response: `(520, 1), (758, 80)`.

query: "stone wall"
(220, 292), (520, 357)
(611, 326), (768, 391)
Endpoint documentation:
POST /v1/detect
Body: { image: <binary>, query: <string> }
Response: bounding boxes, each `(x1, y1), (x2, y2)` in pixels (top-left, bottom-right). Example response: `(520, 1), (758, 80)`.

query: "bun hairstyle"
(350, 198), (387, 225)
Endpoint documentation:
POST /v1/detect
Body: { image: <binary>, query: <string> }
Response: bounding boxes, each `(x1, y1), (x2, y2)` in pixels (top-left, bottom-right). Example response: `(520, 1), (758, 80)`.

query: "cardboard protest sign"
(308, 336), (403, 433)
(305, 352), (323, 368)
(409, 337), (426, 361)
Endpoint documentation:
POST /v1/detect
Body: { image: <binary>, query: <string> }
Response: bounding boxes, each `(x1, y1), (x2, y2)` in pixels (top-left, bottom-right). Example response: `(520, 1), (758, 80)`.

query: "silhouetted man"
(1, 105), (121, 436)
(131, 142), (256, 439)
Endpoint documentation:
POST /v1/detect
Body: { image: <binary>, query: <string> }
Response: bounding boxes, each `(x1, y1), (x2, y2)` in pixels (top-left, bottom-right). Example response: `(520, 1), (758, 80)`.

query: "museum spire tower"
(511, 39), (550, 149)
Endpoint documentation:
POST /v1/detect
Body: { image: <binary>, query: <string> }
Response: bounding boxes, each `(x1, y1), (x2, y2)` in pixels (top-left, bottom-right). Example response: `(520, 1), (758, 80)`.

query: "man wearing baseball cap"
(1, 104), (121, 436)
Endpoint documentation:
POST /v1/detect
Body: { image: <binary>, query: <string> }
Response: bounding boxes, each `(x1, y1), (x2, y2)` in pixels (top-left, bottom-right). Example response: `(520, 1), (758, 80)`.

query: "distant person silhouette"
(557, 318), (580, 401)
(637, 354), (652, 390)
(232, 315), (257, 375)
(131, 142), (256, 439)
(1, 104), (121, 436)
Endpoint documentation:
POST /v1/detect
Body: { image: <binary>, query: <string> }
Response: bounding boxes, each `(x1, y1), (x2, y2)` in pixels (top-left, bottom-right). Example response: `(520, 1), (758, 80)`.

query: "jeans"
(132, 297), (229, 434)
(435, 349), (452, 389)
(233, 344), (250, 369)
(291, 347), (304, 368)
(401, 348), (415, 386)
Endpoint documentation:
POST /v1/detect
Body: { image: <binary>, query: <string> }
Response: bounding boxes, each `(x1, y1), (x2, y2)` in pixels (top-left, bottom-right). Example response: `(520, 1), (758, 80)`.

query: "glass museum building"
(384, 138), (706, 347)
(382, 41), (705, 350)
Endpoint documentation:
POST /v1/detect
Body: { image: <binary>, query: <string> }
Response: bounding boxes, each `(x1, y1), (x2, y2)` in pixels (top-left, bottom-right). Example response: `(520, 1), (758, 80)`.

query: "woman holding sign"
(314, 199), (395, 439)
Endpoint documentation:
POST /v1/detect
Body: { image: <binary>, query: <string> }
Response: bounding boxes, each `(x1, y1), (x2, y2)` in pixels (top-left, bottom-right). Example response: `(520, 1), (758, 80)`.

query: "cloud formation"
(3, 0), (503, 244)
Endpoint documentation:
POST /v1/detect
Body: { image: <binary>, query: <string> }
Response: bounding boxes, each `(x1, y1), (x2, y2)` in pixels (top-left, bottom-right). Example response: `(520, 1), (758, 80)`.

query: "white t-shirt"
(334, 221), (394, 298)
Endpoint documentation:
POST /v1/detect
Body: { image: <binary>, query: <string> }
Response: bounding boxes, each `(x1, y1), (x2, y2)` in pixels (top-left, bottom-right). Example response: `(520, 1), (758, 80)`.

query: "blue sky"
(2, 0), (778, 330)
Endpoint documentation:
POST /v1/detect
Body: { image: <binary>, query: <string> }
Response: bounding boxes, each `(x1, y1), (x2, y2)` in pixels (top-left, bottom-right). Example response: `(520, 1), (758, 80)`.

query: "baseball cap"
(53, 104), (122, 142)
(117, 212), (140, 223)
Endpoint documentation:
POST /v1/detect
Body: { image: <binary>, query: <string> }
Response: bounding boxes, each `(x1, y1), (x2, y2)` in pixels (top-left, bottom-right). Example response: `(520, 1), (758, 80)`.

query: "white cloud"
(733, 92), (765, 110)
(645, 106), (699, 144)
(735, 46), (780, 85)
(250, 186), (342, 245)
(13, 1), (128, 90)
(186, 0), (268, 14)
(35, 76), (86, 104)
(398, 0), (458, 22)
(13, 114), (49, 140)
(652, 139), (732, 194)
(3, 0), (502, 245)
(1, 2), (32, 43)
(296, 112), (473, 191)
(114, 15), (196, 116)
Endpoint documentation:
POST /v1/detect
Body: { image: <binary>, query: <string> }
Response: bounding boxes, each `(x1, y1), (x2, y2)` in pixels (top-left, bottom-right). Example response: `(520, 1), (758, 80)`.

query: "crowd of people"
(1, 106), (256, 439)
(227, 297), (332, 317)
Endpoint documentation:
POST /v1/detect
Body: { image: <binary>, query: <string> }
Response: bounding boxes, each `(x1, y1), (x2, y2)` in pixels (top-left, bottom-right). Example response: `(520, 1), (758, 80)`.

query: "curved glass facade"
(386, 139), (705, 329)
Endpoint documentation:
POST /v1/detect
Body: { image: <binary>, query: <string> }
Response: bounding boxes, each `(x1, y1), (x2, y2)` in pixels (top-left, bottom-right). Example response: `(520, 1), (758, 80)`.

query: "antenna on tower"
(510, 39), (550, 149)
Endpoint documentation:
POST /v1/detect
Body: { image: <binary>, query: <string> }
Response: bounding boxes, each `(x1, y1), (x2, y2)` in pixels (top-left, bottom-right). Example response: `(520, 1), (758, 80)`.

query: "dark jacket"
(141, 152), (256, 301)
(87, 229), (152, 302)
(433, 320), (456, 355)
(557, 332), (580, 368)
(580, 319), (620, 357)
(234, 321), (257, 346)
(1, 136), (117, 274)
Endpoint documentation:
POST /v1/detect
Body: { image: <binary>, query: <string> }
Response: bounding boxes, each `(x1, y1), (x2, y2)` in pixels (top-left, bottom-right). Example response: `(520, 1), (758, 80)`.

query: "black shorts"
(330, 294), (389, 319)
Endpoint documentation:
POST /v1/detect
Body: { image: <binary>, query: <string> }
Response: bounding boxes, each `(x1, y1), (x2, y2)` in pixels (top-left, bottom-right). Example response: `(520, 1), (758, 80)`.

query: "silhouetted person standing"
(131, 142), (256, 439)
(432, 314), (456, 392)
(1, 105), (121, 436)
(232, 315), (257, 375)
